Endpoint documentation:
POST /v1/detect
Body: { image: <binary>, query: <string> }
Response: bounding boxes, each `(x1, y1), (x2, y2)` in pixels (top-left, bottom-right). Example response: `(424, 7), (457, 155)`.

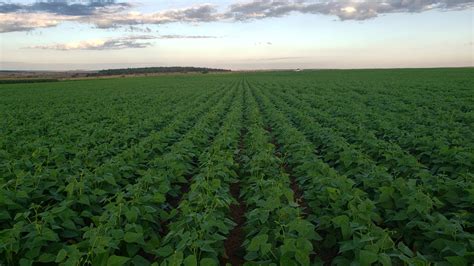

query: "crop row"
(0, 81), (237, 264)
(1, 70), (473, 265)
(251, 81), (474, 264)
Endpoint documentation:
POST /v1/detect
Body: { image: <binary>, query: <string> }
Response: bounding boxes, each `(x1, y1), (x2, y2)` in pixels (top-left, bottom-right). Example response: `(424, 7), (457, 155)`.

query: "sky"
(0, 0), (473, 70)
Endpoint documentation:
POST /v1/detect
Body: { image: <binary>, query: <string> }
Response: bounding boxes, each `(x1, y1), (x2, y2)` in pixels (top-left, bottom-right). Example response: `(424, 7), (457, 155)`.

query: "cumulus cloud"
(1, 0), (473, 33)
(0, 0), (130, 32)
(27, 35), (157, 50)
(0, 12), (76, 33)
(227, 0), (474, 21)
(89, 4), (220, 29)
(0, 2), (220, 32)
(0, 0), (130, 16)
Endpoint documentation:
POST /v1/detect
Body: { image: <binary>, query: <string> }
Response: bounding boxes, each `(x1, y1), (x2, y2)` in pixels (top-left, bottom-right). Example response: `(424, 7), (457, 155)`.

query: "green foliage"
(1, 68), (473, 265)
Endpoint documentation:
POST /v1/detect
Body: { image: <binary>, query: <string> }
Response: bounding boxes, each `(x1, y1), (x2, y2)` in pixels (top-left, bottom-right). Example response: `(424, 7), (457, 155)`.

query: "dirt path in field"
(223, 182), (246, 266)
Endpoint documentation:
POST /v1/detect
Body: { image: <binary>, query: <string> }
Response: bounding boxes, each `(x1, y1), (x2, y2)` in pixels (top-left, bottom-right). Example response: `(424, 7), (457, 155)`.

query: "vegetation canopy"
(0, 68), (473, 265)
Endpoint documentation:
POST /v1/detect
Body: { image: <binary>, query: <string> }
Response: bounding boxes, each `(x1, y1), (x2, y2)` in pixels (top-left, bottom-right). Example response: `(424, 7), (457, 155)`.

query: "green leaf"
(332, 215), (350, 240)
(379, 254), (392, 266)
(296, 238), (312, 252)
(168, 251), (183, 266)
(445, 256), (467, 265)
(289, 220), (316, 240)
(124, 232), (144, 244)
(156, 245), (173, 257)
(38, 253), (56, 263)
(280, 254), (298, 266)
(104, 174), (117, 186)
(41, 228), (59, 241)
(19, 259), (32, 266)
(248, 234), (268, 252)
(281, 239), (296, 255)
(154, 193), (166, 203)
(200, 258), (217, 266)
(107, 255), (130, 266)
(55, 249), (67, 263)
(258, 211), (269, 223)
(359, 250), (378, 266)
(125, 208), (138, 223)
(295, 249), (310, 266)
(132, 255), (151, 266)
(397, 242), (414, 257)
(183, 255), (197, 266)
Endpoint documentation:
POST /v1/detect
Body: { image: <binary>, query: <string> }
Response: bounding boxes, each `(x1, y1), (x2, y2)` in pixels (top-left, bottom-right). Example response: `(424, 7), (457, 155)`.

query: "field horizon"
(1, 66), (473, 82)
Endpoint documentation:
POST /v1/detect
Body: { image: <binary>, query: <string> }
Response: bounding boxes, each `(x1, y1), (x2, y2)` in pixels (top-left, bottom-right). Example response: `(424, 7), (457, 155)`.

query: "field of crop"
(0, 68), (473, 265)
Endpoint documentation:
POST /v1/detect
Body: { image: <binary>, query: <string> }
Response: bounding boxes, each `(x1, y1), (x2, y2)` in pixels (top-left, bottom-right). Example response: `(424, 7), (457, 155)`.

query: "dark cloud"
(227, 0), (299, 20)
(0, 3), (22, 13)
(32, 2), (130, 16)
(178, 4), (218, 22)
(1, 0), (473, 33)
(226, 0), (474, 21)
(89, 4), (220, 29)
(0, 0), (132, 32)
(0, 0), (130, 16)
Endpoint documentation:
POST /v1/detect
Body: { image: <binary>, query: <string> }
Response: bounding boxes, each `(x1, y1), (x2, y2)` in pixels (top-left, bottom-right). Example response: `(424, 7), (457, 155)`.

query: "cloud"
(27, 35), (157, 50)
(24, 34), (217, 50)
(158, 34), (217, 39)
(0, 0), (129, 32)
(226, 0), (474, 21)
(0, 3), (23, 13)
(226, 0), (300, 20)
(122, 25), (153, 33)
(1, 0), (473, 33)
(89, 4), (220, 29)
(0, 12), (75, 33)
(0, 1), (131, 16)
(0, 2), (219, 32)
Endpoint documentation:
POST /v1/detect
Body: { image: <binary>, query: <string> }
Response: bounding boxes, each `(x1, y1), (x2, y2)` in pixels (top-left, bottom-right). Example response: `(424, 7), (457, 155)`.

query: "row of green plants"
(239, 84), (317, 265)
(75, 83), (239, 266)
(251, 82), (403, 265)
(270, 85), (473, 222)
(0, 84), (226, 226)
(256, 82), (474, 264)
(250, 82), (472, 263)
(276, 79), (473, 177)
(157, 81), (244, 265)
(1, 69), (472, 265)
(0, 81), (238, 265)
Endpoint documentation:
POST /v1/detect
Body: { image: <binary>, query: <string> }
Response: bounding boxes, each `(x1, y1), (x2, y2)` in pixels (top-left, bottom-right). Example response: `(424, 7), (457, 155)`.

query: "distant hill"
(94, 67), (231, 76)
